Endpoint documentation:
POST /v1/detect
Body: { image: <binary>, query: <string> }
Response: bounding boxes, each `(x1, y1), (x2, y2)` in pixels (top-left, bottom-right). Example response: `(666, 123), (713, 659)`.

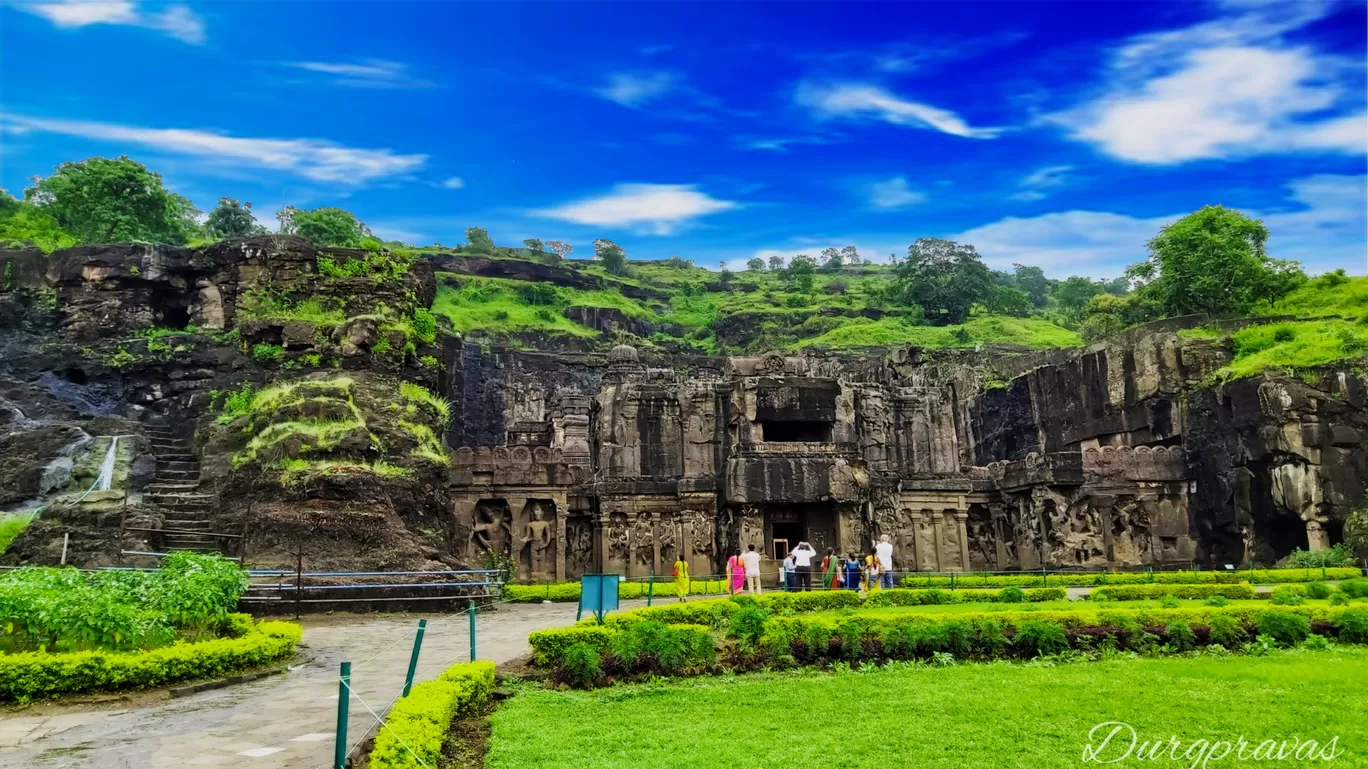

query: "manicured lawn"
(488, 648), (1368, 769)
(803, 598), (1330, 618)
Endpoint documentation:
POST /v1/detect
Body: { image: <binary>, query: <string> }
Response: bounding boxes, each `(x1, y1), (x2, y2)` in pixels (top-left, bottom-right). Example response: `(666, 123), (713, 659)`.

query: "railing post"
(468, 599), (477, 661)
(334, 661), (350, 769)
(1041, 567), (1047, 587)
(402, 619), (426, 697)
(647, 570), (654, 606)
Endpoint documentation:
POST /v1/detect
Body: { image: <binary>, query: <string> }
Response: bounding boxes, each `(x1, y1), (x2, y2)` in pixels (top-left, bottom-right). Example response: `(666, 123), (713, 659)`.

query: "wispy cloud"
(803, 31), (1031, 75)
(1009, 165), (1074, 202)
(865, 176), (926, 210)
(284, 59), (434, 89)
(3, 113), (428, 185)
(533, 183), (739, 236)
(593, 71), (679, 108)
(1054, 0), (1365, 163)
(735, 135), (835, 152)
(951, 173), (1367, 277)
(795, 82), (1003, 139)
(14, 0), (205, 43)
(440, 176), (465, 190)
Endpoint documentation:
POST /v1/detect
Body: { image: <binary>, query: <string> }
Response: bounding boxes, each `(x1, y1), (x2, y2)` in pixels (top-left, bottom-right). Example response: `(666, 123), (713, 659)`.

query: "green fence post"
(1041, 567), (1047, 587)
(334, 661), (350, 769)
(950, 572), (956, 590)
(401, 619), (426, 698)
(1147, 565), (1155, 584)
(647, 570), (655, 606)
(468, 599), (477, 661)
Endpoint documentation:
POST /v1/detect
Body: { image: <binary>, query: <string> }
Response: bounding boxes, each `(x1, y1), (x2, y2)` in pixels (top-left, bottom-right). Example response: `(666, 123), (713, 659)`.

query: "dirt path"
(0, 602), (588, 769)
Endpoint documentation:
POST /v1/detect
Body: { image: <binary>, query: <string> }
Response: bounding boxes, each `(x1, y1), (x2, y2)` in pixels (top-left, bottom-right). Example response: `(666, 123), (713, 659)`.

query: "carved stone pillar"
(1306, 519), (1329, 551)
(990, 503), (1010, 569)
(593, 511), (607, 575)
(624, 511), (639, 578)
(931, 510), (945, 571)
(555, 501), (567, 582)
(954, 511), (970, 571)
(908, 510), (923, 571)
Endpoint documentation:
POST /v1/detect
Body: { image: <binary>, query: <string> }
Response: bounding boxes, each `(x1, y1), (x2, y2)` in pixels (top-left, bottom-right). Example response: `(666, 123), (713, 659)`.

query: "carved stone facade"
(450, 338), (1368, 581)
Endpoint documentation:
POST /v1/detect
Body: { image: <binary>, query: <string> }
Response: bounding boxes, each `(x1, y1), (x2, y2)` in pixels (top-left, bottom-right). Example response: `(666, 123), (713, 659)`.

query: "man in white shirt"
(791, 541), (817, 591)
(741, 544), (763, 594)
(875, 534), (895, 589)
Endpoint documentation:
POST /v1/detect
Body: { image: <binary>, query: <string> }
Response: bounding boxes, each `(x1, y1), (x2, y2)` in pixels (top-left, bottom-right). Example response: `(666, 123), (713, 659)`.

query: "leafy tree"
(1132, 205), (1305, 317)
(767, 255), (785, 271)
(746, 257), (765, 272)
(840, 245), (860, 266)
(719, 267), (734, 284)
(465, 226), (495, 254)
(986, 285), (1033, 317)
(666, 255), (693, 269)
(1053, 276), (1105, 325)
(205, 198), (265, 239)
(1346, 504), (1368, 555)
(545, 240), (572, 263)
(1080, 312), (1126, 344)
(892, 238), (992, 324)
(821, 247), (843, 271)
(24, 156), (198, 244)
(783, 255), (816, 293)
(1013, 264), (1049, 307)
(594, 238), (628, 275)
(276, 206), (297, 235)
(522, 238), (544, 252)
(291, 207), (369, 247)
(0, 189), (77, 252)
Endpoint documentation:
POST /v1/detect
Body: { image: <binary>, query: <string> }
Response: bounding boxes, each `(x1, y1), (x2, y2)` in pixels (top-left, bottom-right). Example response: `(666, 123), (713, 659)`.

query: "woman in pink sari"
(727, 548), (745, 595)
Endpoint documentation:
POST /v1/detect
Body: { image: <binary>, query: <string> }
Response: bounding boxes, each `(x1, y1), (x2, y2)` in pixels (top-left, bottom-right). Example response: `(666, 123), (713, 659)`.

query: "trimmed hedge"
(504, 579), (731, 603)
(0, 620), (301, 702)
(1091, 584), (1257, 601)
(898, 567), (1361, 589)
(369, 661), (495, 769)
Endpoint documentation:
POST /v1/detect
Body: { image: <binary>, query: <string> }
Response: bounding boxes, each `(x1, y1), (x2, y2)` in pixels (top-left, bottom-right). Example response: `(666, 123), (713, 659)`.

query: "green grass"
(399, 381), (451, 425)
(0, 513), (35, 554)
(431, 276), (599, 339)
(489, 648), (1368, 769)
(805, 598), (1306, 619)
(795, 314), (1082, 350)
(1216, 319), (1368, 382)
(235, 289), (346, 325)
(1271, 273), (1368, 321)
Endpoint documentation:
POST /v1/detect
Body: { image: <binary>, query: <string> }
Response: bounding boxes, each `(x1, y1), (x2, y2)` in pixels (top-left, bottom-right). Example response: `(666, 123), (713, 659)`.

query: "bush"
(1012, 620), (1068, 657)
(528, 625), (617, 666)
(998, 586), (1027, 604)
(1256, 609), (1310, 646)
(251, 343), (283, 362)
(1207, 614), (1247, 648)
(560, 642), (602, 688)
(1270, 586), (1305, 606)
(369, 661), (494, 769)
(1340, 580), (1368, 599)
(1165, 621), (1197, 651)
(1305, 581), (1332, 600)
(728, 606), (770, 646)
(1330, 593), (1350, 606)
(1287, 543), (1356, 568)
(1159, 595), (1181, 609)
(1092, 584), (1256, 601)
(0, 621), (300, 702)
(1335, 608), (1368, 643)
(1205, 596), (1229, 607)
(1302, 634), (1334, 651)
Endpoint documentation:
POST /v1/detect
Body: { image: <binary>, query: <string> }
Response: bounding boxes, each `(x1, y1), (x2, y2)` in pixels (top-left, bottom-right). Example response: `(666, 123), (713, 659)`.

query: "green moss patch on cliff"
(794, 314), (1084, 351)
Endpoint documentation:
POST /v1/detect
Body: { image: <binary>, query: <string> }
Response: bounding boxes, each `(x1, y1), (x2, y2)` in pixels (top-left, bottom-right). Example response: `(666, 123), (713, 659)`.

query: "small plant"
(419, 354), (439, 368)
(372, 337), (392, 355)
(1164, 621), (1197, 651)
(1012, 620), (1068, 657)
(1255, 609), (1310, 646)
(1301, 634), (1334, 651)
(1207, 614), (1247, 648)
(930, 651), (956, 667)
(251, 343), (283, 362)
(410, 308), (437, 344)
(1204, 595), (1229, 607)
(727, 606), (769, 647)
(998, 586), (1028, 604)
(1330, 593), (1349, 606)
(1091, 592), (1113, 603)
(1305, 581), (1331, 600)
(1341, 579), (1368, 599)
(1159, 595), (1181, 609)
(560, 642), (602, 688)
(215, 382), (257, 424)
(1336, 607), (1368, 643)
(1269, 586), (1305, 606)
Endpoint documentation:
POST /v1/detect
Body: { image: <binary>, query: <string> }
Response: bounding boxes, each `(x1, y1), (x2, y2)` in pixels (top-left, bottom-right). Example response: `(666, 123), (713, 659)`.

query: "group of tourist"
(668, 534), (896, 600)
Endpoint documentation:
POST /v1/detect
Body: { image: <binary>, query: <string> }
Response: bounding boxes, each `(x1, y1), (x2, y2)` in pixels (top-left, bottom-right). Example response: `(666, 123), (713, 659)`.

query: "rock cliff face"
(1, 237), (1364, 577)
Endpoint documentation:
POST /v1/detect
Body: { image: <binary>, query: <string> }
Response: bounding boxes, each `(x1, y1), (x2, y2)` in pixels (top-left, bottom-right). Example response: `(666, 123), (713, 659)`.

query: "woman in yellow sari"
(672, 556), (690, 602)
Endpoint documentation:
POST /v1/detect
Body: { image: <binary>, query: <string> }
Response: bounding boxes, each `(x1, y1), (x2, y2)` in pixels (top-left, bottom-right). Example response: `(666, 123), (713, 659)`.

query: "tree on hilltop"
(206, 198), (266, 239)
(25, 156), (198, 245)
(465, 226), (495, 254)
(290, 207), (369, 248)
(594, 238), (628, 275)
(523, 238), (544, 252)
(767, 255), (785, 271)
(545, 240), (572, 264)
(746, 257), (765, 272)
(891, 238), (991, 324)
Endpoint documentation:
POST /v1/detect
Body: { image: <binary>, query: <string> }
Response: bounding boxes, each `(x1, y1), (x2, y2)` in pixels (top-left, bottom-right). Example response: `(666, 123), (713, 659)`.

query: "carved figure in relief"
(633, 515), (655, 567)
(470, 502), (512, 555)
(689, 510), (714, 558)
(658, 515), (679, 565)
(607, 514), (629, 563)
(520, 502), (554, 576)
(566, 518), (594, 575)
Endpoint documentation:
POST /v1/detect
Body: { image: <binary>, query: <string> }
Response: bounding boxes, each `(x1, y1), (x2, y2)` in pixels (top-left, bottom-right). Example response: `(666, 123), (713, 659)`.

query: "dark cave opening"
(63, 367), (88, 385)
(1256, 514), (1309, 564)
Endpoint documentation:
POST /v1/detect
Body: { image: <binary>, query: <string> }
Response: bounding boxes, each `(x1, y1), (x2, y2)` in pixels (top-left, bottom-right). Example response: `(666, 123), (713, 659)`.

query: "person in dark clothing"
(844, 553), (862, 591)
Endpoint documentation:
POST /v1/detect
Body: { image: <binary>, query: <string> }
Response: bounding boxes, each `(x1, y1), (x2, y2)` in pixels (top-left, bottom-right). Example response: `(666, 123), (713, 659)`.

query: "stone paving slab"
(0, 601), (584, 769)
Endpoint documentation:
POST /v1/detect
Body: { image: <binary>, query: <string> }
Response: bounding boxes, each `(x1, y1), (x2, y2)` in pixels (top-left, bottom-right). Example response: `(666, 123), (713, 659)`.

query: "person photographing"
(791, 541), (817, 591)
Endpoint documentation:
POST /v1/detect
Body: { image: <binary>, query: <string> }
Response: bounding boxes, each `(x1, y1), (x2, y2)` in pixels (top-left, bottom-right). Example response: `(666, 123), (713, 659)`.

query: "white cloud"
(1056, 2), (1365, 163)
(440, 176), (465, 190)
(533, 183), (739, 235)
(735, 135), (833, 152)
(866, 176), (926, 210)
(950, 174), (1367, 277)
(4, 114), (428, 185)
(1009, 165), (1074, 201)
(285, 59), (433, 89)
(17, 0), (205, 43)
(593, 72), (678, 108)
(795, 82), (1003, 139)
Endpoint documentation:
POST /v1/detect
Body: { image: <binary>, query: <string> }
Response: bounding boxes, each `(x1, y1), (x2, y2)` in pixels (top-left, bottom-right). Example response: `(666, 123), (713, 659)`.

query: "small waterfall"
(95, 436), (120, 491)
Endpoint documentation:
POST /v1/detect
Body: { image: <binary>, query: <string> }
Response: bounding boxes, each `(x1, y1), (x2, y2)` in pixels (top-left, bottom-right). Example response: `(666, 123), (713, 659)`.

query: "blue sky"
(1, 0), (1365, 278)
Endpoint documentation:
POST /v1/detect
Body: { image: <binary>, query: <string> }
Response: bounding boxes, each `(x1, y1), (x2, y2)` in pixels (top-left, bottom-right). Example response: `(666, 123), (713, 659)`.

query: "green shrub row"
(503, 579), (730, 603)
(369, 661), (495, 769)
(1091, 584), (1257, 601)
(898, 567), (1360, 589)
(0, 620), (301, 702)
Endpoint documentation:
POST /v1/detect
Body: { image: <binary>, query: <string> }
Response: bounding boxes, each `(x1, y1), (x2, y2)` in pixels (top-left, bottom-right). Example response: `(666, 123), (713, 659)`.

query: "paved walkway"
(0, 602), (586, 769)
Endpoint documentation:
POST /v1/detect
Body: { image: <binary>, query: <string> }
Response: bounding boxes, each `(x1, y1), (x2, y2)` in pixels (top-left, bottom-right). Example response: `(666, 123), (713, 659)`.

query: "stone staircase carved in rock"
(143, 423), (226, 554)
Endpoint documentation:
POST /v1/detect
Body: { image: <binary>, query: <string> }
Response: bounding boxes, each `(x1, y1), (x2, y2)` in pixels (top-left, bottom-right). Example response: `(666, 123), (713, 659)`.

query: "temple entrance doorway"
(762, 502), (836, 560)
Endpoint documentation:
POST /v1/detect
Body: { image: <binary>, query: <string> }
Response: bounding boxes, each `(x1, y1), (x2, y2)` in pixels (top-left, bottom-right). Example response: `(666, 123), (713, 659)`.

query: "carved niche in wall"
(470, 500), (512, 557)
(517, 499), (557, 581)
(565, 516), (594, 579)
